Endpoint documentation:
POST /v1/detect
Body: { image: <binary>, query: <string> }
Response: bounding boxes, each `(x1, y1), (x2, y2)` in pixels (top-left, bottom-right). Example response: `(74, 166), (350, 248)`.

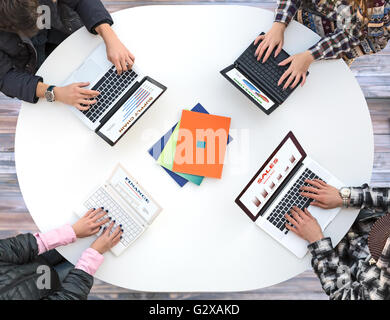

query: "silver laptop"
(74, 164), (162, 256)
(235, 131), (343, 258)
(63, 43), (166, 146)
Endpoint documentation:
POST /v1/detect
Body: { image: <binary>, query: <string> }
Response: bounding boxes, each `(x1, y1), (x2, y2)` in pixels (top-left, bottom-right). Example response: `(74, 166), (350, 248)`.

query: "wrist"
(96, 23), (117, 42)
(53, 86), (62, 103)
(308, 234), (324, 244)
(91, 244), (105, 255)
(72, 224), (80, 238)
(273, 21), (286, 31)
(339, 187), (351, 208)
(304, 50), (315, 63)
(36, 82), (49, 99)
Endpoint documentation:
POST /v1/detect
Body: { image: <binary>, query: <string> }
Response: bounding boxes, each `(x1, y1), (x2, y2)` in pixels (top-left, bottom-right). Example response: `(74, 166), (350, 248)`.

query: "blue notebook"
(148, 103), (233, 187)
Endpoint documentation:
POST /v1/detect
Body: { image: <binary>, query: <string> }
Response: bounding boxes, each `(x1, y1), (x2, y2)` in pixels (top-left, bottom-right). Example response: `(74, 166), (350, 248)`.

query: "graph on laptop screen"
(238, 137), (304, 217)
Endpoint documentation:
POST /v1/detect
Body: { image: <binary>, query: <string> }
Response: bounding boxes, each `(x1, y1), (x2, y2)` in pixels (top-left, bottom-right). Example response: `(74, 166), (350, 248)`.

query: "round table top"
(15, 5), (374, 292)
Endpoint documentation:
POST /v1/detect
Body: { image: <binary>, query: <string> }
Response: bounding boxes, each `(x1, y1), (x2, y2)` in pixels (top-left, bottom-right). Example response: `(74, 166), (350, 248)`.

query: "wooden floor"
(0, 0), (389, 300)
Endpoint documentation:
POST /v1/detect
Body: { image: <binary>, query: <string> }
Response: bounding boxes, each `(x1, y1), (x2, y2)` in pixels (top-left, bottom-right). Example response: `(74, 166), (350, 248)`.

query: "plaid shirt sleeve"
(309, 1), (390, 60)
(349, 184), (390, 212)
(308, 237), (366, 299)
(274, 0), (302, 26)
(308, 30), (361, 60)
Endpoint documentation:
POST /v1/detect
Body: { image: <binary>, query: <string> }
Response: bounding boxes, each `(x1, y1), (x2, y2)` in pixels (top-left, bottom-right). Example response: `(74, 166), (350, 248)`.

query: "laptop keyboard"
(237, 42), (295, 102)
(266, 168), (324, 235)
(84, 187), (143, 247)
(82, 66), (138, 123)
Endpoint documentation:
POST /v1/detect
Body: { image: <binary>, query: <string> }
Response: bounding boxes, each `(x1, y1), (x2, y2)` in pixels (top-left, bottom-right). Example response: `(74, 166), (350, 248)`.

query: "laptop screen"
(235, 132), (306, 221)
(225, 67), (276, 111)
(97, 79), (165, 145)
(108, 164), (162, 224)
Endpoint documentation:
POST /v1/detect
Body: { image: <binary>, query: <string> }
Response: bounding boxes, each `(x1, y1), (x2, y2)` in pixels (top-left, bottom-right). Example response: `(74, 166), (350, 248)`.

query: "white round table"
(15, 5), (373, 292)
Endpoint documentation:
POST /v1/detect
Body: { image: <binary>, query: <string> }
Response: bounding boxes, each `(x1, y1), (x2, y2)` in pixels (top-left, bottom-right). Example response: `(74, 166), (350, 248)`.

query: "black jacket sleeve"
(0, 233), (39, 264)
(62, 0), (113, 34)
(45, 269), (94, 300)
(0, 50), (43, 103)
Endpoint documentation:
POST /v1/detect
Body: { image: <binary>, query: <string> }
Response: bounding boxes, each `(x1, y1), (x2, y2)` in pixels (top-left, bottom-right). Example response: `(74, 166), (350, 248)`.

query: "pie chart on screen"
(243, 79), (269, 103)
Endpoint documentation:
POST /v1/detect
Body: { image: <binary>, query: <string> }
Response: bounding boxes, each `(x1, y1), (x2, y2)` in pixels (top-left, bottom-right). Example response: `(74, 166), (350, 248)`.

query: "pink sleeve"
(75, 248), (104, 276)
(34, 224), (77, 255)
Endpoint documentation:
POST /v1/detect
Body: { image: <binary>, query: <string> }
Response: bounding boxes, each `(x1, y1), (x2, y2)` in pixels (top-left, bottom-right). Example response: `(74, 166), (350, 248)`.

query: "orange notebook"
(172, 110), (231, 179)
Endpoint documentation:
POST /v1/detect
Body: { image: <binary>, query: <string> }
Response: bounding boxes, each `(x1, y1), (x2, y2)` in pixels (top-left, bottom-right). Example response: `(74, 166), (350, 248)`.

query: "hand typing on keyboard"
(72, 207), (110, 238)
(253, 23), (313, 90)
(284, 206), (324, 243)
(91, 221), (124, 254)
(53, 82), (100, 111)
(300, 179), (344, 209)
(95, 23), (136, 75)
(254, 22), (286, 63)
(277, 51), (314, 90)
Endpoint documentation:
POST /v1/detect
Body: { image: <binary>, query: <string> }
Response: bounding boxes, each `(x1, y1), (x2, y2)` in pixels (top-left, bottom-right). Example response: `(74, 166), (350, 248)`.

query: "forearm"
(0, 70), (43, 103)
(75, 248), (104, 276)
(349, 184), (390, 212)
(0, 233), (39, 264)
(62, 0), (113, 35)
(308, 29), (360, 61)
(36, 81), (49, 99)
(95, 23), (119, 44)
(34, 224), (77, 255)
(274, 0), (301, 26)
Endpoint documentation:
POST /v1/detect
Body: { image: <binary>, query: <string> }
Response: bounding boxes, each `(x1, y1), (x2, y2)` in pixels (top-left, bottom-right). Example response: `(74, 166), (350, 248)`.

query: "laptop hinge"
(236, 62), (283, 105)
(95, 80), (141, 132)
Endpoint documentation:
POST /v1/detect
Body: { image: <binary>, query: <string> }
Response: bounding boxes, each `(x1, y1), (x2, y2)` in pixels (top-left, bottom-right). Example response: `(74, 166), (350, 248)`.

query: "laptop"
(74, 164), (162, 256)
(220, 33), (308, 115)
(235, 132), (343, 258)
(63, 43), (167, 146)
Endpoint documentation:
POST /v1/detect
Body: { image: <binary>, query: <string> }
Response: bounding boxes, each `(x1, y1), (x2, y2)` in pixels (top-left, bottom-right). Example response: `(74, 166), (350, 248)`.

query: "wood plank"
(368, 99), (390, 135)
(0, 153), (15, 174)
(374, 134), (390, 153)
(0, 134), (15, 152)
(0, 116), (18, 134)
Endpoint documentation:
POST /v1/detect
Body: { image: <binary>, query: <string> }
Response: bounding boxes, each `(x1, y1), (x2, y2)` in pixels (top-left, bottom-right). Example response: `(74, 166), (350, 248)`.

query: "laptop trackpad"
(309, 205), (339, 231)
(73, 59), (103, 86)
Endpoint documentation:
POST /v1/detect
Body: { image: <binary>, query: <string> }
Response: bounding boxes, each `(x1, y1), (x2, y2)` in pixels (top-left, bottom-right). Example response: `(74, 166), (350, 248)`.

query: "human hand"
(105, 37), (135, 75)
(54, 82), (99, 111)
(285, 207), (324, 243)
(277, 50), (314, 89)
(300, 179), (343, 209)
(95, 23), (135, 75)
(254, 22), (286, 63)
(90, 221), (123, 254)
(72, 208), (110, 238)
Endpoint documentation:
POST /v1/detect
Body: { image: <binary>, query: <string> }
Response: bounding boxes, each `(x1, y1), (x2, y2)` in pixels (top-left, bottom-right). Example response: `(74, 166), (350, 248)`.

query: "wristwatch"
(339, 187), (351, 208)
(44, 85), (56, 102)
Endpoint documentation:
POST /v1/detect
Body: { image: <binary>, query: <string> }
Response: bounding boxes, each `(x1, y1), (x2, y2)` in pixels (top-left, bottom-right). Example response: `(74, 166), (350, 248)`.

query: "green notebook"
(157, 122), (204, 185)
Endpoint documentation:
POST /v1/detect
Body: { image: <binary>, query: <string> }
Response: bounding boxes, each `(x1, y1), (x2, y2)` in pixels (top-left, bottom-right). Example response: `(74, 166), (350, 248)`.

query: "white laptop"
(235, 131), (343, 258)
(74, 164), (162, 256)
(63, 43), (166, 146)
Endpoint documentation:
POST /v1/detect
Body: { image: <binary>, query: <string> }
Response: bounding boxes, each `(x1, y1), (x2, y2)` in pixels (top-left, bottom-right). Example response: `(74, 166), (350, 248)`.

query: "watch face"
(341, 188), (351, 198)
(45, 90), (54, 102)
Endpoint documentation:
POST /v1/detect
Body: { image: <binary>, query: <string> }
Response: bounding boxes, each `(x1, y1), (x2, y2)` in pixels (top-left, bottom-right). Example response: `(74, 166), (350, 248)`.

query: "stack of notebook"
(148, 103), (232, 187)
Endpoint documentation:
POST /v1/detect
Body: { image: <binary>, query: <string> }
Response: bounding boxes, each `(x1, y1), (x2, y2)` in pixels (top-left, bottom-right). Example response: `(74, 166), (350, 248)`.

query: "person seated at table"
(285, 180), (390, 300)
(0, 0), (135, 110)
(255, 0), (390, 89)
(0, 207), (123, 300)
